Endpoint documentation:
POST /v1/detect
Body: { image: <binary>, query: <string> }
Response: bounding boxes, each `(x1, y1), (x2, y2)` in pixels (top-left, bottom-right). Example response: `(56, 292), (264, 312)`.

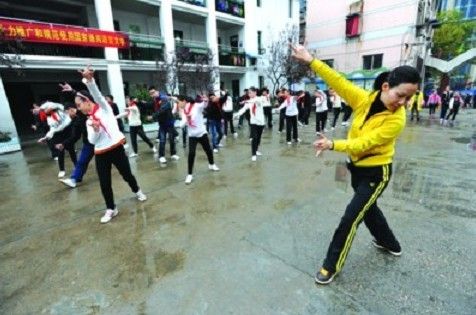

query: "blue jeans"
(208, 119), (223, 149)
(159, 125), (176, 157)
(71, 143), (94, 182)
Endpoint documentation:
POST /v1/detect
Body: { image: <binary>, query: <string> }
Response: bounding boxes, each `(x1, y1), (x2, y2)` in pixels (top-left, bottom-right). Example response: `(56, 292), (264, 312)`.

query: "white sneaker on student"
(185, 174), (193, 184)
(287, 141), (292, 145)
(256, 151), (262, 156)
(136, 190), (147, 201)
(233, 132), (238, 138)
(208, 164), (220, 171)
(213, 148), (219, 153)
(171, 155), (180, 161)
(60, 178), (77, 188)
(223, 135), (227, 139)
(159, 156), (167, 164)
(251, 155), (257, 161)
(58, 171), (66, 178)
(100, 208), (118, 224)
(331, 127), (335, 131)
(218, 143), (224, 148)
(152, 147), (158, 153)
(129, 152), (138, 158)
(296, 138), (302, 143)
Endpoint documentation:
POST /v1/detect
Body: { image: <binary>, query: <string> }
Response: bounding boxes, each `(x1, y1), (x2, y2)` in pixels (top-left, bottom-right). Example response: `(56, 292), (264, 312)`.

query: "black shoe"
(371, 239), (402, 256)
(315, 267), (335, 285)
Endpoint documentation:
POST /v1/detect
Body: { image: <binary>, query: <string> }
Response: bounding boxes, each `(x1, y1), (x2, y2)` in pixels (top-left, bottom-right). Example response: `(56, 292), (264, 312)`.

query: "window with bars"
(363, 54), (383, 70)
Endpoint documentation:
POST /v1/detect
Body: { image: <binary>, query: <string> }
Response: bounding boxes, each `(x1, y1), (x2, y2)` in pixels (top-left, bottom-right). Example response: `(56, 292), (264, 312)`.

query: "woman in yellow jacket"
(292, 44), (420, 285)
(408, 89), (424, 121)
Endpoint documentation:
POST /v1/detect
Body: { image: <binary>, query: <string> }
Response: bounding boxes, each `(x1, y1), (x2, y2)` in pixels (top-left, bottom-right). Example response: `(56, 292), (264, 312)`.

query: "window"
(259, 76), (264, 88)
(257, 0), (261, 7)
(257, 31), (263, 54)
(363, 54), (383, 70)
(174, 30), (184, 41)
(346, 14), (360, 38)
(322, 59), (334, 68)
(289, 0), (293, 18)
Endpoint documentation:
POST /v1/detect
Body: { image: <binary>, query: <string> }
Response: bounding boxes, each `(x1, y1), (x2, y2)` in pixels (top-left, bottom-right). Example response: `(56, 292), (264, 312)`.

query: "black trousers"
(279, 108), (286, 132)
(95, 145), (139, 209)
(250, 124), (264, 155)
(303, 106), (311, 125)
(446, 105), (460, 121)
(316, 111), (328, 132)
(52, 129), (76, 171)
(440, 105), (449, 120)
(410, 104), (420, 121)
(428, 103), (437, 115)
(285, 115), (298, 142)
(332, 108), (341, 127)
(323, 163), (400, 273)
(342, 105), (352, 122)
(188, 134), (214, 175)
(130, 125), (154, 153)
(223, 111), (235, 135)
(263, 107), (273, 128)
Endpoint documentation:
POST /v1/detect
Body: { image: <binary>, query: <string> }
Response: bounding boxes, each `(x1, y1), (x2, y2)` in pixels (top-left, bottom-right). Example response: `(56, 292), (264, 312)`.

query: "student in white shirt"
(261, 88), (273, 129)
(116, 96), (156, 157)
(276, 88), (300, 144)
(75, 66), (147, 224)
(176, 95), (220, 184)
(329, 88), (342, 130)
(314, 88), (328, 134)
(234, 87), (266, 161)
(222, 92), (238, 138)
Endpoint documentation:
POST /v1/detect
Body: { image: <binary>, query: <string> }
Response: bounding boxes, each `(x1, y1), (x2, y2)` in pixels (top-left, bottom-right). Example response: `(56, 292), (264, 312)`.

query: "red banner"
(0, 18), (129, 49)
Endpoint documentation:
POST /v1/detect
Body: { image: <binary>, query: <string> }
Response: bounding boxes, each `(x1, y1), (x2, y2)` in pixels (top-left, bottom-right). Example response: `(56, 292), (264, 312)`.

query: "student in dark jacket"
(105, 95), (124, 132)
(57, 105), (95, 188)
(207, 91), (227, 152)
(149, 87), (178, 164)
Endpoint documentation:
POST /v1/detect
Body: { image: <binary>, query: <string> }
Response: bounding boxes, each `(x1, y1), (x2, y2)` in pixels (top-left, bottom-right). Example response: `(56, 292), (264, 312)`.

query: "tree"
(262, 24), (312, 94)
(0, 28), (24, 70)
(155, 47), (219, 96)
(432, 10), (475, 60)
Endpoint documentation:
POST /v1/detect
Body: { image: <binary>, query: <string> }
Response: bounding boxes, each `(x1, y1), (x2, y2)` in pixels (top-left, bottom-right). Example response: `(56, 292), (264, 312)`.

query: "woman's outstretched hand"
(290, 44), (314, 64)
(78, 65), (94, 82)
(314, 133), (333, 156)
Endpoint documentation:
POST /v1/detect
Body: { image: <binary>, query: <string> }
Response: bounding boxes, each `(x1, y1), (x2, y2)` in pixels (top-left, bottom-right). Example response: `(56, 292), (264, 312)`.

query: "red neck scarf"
(46, 111), (59, 122)
(252, 103), (257, 115)
(184, 103), (196, 127)
(89, 103), (111, 138)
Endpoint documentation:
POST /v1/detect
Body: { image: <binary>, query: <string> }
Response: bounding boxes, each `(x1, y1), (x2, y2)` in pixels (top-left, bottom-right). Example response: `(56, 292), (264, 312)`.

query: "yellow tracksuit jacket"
(408, 92), (424, 111)
(309, 59), (406, 167)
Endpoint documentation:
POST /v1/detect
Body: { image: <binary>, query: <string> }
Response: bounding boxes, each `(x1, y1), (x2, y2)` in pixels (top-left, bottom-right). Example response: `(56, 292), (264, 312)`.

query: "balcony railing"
(175, 39), (210, 63)
(215, 0), (245, 18)
(119, 33), (165, 61)
(178, 0), (206, 7)
(218, 45), (245, 66)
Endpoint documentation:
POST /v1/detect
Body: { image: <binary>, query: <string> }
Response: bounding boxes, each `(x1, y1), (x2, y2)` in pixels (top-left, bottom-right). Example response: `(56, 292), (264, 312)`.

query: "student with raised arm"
(74, 66), (147, 224)
(234, 87), (266, 161)
(291, 44), (420, 285)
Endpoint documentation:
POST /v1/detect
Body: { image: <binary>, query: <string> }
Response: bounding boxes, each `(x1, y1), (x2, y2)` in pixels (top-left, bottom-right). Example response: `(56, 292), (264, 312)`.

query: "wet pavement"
(1, 110), (475, 315)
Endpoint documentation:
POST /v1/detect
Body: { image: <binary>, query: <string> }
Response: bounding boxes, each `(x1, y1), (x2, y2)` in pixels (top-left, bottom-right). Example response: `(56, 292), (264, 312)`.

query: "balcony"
(119, 33), (165, 61)
(215, 0), (245, 18)
(177, 0), (206, 7)
(218, 45), (245, 66)
(175, 39), (210, 63)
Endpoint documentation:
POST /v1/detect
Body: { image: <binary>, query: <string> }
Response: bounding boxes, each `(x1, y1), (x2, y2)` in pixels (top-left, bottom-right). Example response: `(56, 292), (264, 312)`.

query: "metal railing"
(119, 33), (165, 61)
(215, 0), (245, 18)
(177, 0), (206, 7)
(175, 39), (209, 62)
(218, 45), (245, 66)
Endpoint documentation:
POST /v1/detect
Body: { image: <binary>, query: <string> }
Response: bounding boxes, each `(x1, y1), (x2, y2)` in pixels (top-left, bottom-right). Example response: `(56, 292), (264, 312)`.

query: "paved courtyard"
(1, 110), (475, 315)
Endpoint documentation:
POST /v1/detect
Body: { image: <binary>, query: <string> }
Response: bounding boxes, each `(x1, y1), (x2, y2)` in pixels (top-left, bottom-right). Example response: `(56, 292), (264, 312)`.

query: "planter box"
(0, 137), (21, 154)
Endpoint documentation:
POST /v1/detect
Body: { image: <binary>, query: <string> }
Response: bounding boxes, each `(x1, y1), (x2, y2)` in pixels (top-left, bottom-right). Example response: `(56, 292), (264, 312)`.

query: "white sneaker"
(298, 121), (303, 126)
(58, 171), (66, 178)
(233, 132), (238, 138)
(208, 164), (220, 171)
(171, 155), (180, 161)
(287, 141), (292, 145)
(136, 189), (147, 201)
(218, 143), (224, 148)
(155, 139), (160, 143)
(100, 208), (118, 224)
(123, 144), (129, 149)
(159, 156), (167, 164)
(251, 155), (257, 161)
(129, 152), (138, 158)
(53, 156), (59, 161)
(152, 147), (158, 153)
(185, 174), (193, 184)
(213, 148), (219, 153)
(296, 138), (302, 143)
(249, 138), (253, 142)
(331, 127), (335, 131)
(223, 135), (227, 139)
(60, 178), (77, 188)
(256, 151), (262, 156)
